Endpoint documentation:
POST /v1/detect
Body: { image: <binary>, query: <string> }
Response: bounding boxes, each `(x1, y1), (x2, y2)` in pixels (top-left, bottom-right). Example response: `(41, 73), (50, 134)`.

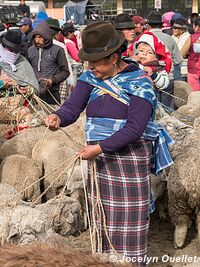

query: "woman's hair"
(104, 40), (128, 66)
(194, 18), (200, 27)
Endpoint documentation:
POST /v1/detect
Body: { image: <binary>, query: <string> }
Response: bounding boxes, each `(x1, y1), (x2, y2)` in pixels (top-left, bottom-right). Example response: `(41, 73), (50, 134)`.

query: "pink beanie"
(162, 11), (175, 27)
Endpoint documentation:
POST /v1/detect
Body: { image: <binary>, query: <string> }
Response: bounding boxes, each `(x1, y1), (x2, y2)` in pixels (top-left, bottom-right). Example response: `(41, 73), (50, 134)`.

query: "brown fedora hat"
(78, 21), (125, 61)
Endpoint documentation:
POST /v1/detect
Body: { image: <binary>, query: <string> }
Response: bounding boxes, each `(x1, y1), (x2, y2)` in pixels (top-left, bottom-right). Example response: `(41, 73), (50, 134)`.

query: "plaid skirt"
(88, 138), (152, 265)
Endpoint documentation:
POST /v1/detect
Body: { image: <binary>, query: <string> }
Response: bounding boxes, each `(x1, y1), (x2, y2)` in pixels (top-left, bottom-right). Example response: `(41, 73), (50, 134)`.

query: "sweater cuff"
(150, 72), (158, 80)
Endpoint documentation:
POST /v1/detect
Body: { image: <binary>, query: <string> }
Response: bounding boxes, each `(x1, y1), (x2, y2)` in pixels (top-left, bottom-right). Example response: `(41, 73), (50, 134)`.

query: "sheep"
(42, 146), (88, 230)
(32, 134), (66, 165)
(0, 242), (132, 267)
(173, 80), (193, 109)
(158, 114), (193, 158)
(0, 183), (22, 245)
(167, 117), (200, 248)
(0, 154), (42, 203)
(0, 126), (49, 159)
(151, 173), (168, 220)
(5, 196), (83, 244)
(173, 91), (200, 125)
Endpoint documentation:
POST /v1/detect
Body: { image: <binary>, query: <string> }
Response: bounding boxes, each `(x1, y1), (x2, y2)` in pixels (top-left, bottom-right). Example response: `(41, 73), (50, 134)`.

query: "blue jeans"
(173, 63), (182, 81)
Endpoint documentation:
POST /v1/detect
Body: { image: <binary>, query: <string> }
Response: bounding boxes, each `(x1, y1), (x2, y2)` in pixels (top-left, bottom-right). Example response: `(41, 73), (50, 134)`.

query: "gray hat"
(2, 30), (22, 53)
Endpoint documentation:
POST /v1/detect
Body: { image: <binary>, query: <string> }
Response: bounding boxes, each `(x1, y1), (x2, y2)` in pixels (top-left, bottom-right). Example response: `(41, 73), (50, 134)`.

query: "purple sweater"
(55, 65), (153, 153)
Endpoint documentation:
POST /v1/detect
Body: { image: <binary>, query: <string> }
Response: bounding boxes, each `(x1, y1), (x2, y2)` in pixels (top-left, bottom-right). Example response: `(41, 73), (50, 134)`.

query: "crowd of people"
(0, 1), (200, 266)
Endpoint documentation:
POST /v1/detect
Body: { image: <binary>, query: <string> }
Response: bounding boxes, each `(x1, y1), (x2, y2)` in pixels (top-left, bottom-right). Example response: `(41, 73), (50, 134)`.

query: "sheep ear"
(7, 227), (19, 242)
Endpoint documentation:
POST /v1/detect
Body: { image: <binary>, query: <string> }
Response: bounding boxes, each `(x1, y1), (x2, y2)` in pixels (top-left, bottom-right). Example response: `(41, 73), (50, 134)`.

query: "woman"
(45, 22), (173, 266)
(62, 24), (83, 82)
(172, 18), (190, 81)
(181, 18), (200, 91)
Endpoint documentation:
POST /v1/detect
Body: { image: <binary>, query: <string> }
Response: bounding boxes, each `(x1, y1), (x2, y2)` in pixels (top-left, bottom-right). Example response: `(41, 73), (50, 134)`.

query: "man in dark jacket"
(17, 16), (33, 56)
(27, 21), (70, 104)
(17, 0), (30, 17)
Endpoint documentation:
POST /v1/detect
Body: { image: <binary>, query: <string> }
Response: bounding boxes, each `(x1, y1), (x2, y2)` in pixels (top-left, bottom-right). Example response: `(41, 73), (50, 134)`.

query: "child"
(134, 32), (172, 90)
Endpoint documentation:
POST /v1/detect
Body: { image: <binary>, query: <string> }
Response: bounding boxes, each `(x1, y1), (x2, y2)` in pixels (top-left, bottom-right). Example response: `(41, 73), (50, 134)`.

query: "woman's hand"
(76, 144), (102, 160)
(44, 114), (61, 131)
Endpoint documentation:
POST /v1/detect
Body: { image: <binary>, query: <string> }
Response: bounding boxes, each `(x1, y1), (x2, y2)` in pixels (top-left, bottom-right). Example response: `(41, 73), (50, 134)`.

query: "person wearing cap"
(181, 18), (200, 91)
(147, 11), (183, 81)
(132, 15), (146, 37)
(133, 32), (173, 108)
(17, 17), (33, 56)
(27, 21), (70, 105)
(44, 21), (173, 266)
(62, 24), (83, 85)
(0, 30), (39, 137)
(47, 18), (75, 103)
(172, 18), (190, 81)
(114, 14), (136, 57)
(62, 24), (80, 62)
(163, 12), (185, 36)
(0, 30), (38, 92)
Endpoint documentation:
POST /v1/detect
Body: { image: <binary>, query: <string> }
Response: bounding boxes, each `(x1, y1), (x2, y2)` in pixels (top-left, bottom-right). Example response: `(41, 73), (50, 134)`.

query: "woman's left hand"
(76, 144), (102, 160)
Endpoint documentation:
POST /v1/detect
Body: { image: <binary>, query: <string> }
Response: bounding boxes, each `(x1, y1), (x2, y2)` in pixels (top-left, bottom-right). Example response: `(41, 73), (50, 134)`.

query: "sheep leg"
(174, 215), (189, 249)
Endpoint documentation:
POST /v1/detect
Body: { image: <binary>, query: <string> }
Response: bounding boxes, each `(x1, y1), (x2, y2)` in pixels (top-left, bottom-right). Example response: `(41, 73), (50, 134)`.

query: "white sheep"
(0, 154), (42, 203)
(0, 126), (49, 160)
(167, 117), (200, 248)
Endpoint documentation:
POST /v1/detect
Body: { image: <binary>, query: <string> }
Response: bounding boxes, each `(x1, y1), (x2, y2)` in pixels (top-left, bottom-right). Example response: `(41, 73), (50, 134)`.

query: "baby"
(133, 32), (171, 91)
(135, 41), (169, 90)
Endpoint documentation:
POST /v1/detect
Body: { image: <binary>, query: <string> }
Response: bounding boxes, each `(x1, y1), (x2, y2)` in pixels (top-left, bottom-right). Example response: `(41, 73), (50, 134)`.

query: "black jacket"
(27, 21), (70, 104)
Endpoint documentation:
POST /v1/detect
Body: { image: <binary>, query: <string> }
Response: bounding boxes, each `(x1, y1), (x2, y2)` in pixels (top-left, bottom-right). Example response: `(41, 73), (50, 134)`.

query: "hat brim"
(115, 21), (135, 30)
(49, 25), (61, 31)
(78, 30), (125, 61)
(17, 23), (32, 27)
(148, 20), (162, 25)
(172, 24), (188, 30)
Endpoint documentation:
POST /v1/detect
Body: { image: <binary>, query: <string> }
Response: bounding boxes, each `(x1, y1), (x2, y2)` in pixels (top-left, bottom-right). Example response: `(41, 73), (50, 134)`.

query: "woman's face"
(173, 28), (183, 37)
(122, 28), (135, 44)
(137, 43), (156, 64)
(88, 56), (117, 80)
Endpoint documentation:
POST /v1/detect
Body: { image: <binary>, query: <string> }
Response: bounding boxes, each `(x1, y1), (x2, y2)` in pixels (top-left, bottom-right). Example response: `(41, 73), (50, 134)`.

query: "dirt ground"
(67, 212), (200, 267)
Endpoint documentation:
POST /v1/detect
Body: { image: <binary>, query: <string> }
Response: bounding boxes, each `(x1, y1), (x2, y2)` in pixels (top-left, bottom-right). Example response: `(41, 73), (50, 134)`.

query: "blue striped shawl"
(79, 69), (157, 111)
(80, 69), (173, 175)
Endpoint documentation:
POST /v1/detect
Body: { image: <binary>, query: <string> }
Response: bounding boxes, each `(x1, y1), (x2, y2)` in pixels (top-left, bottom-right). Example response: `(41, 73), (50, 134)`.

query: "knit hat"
(1, 30), (22, 53)
(162, 11), (175, 27)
